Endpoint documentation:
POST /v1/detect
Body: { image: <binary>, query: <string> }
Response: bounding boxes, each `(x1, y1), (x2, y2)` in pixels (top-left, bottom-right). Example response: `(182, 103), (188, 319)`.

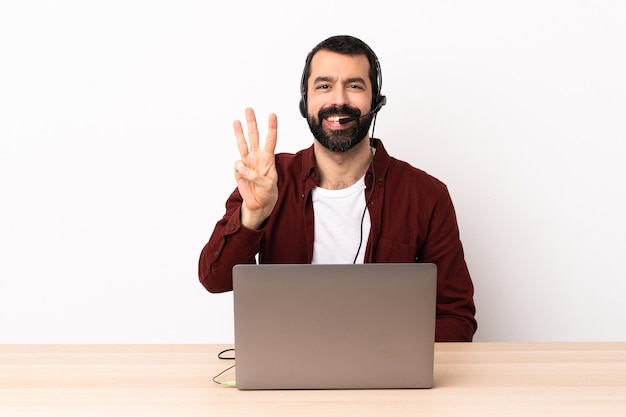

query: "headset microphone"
(337, 96), (387, 125)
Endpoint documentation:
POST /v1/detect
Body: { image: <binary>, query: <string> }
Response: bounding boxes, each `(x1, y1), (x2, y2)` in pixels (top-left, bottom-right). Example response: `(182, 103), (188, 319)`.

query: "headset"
(298, 48), (387, 119)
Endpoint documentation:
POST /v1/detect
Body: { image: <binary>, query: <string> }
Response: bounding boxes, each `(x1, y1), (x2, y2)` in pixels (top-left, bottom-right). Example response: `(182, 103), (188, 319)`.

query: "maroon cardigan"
(199, 139), (477, 342)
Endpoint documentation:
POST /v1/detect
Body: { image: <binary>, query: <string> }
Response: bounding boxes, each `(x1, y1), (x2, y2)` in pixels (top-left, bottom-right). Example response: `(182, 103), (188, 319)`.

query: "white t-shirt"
(311, 175), (371, 264)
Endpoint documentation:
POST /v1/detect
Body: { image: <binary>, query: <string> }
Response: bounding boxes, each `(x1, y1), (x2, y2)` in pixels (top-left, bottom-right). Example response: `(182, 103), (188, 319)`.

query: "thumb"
(234, 161), (249, 178)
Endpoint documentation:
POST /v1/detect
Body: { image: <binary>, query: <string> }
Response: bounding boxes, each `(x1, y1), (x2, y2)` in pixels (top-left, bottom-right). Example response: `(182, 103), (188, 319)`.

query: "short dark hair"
(299, 35), (382, 109)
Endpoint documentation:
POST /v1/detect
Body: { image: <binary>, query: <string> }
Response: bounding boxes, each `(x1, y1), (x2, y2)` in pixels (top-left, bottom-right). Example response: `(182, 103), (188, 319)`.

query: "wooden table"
(1, 343), (625, 416)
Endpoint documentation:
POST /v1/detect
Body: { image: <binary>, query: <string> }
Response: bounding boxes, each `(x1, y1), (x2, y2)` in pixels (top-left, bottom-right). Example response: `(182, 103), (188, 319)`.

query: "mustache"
(318, 105), (361, 120)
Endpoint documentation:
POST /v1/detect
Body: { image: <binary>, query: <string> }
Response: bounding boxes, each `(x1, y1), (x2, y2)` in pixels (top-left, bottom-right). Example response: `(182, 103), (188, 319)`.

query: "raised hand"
(233, 107), (279, 229)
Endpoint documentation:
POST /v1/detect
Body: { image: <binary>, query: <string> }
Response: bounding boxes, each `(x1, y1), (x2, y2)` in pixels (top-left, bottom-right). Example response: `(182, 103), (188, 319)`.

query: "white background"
(1, 1), (625, 343)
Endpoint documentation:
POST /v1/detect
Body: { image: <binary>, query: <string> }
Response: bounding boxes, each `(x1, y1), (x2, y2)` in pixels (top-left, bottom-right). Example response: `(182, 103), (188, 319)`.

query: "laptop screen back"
(232, 263), (437, 390)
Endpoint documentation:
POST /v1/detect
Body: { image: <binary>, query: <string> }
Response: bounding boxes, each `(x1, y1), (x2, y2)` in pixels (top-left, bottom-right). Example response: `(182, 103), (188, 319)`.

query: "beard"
(307, 105), (373, 152)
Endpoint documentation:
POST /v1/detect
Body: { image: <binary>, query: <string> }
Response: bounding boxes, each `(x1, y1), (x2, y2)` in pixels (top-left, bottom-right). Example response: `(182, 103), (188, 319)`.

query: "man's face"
(305, 50), (374, 152)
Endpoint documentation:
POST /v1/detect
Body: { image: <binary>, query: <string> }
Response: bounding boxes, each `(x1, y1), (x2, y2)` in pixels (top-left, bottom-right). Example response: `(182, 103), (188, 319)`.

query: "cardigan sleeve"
(198, 188), (263, 293)
(422, 186), (477, 342)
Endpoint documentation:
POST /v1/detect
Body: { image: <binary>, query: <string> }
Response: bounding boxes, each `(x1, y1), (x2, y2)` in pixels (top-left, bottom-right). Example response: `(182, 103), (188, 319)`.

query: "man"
(198, 35), (477, 342)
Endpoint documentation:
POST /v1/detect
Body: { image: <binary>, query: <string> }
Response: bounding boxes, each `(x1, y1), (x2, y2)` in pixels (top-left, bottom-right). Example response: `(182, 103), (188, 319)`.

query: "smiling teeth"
(327, 116), (341, 122)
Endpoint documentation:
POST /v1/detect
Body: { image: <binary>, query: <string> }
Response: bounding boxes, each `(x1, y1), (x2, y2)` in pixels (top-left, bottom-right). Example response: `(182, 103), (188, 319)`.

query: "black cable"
(352, 116), (378, 264)
(212, 348), (236, 386)
(217, 348), (235, 360)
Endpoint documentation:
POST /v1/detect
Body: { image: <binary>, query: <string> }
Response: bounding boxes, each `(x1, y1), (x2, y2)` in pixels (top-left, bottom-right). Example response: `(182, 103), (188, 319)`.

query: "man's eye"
(315, 84), (330, 90)
(348, 84), (364, 89)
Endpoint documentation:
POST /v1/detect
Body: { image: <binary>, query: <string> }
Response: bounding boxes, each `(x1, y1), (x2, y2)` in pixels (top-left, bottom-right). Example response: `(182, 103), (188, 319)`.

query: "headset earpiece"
(372, 95), (387, 114)
(299, 96), (307, 118)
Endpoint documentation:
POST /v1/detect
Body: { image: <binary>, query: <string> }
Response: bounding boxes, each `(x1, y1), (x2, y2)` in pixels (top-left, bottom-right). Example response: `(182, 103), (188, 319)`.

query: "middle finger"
(245, 107), (260, 151)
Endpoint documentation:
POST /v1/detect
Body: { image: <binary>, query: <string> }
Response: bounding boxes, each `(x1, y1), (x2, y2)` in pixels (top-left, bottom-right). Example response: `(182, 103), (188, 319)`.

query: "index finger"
(264, 113), (278, 154)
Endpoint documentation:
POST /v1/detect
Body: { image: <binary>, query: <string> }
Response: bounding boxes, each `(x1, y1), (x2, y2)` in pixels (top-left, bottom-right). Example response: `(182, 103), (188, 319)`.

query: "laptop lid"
(232, 263), (437, 390)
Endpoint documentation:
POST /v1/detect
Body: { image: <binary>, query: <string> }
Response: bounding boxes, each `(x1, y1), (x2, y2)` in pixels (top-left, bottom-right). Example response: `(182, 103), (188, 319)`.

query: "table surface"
(1, 342), (626, 416)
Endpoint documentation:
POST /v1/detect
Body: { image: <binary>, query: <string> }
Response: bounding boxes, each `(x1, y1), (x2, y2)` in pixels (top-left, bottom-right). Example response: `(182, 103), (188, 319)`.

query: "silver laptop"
(232, 263), (437, 390)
